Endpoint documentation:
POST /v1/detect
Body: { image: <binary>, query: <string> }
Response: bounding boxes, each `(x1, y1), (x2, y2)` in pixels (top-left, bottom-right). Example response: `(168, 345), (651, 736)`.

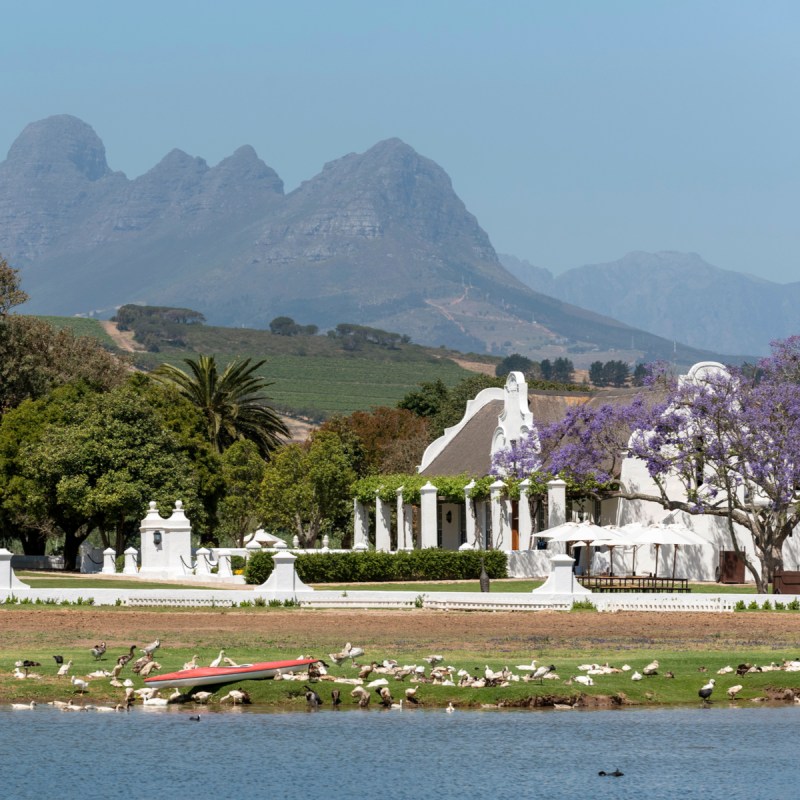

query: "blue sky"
(3, 0), (799, 282)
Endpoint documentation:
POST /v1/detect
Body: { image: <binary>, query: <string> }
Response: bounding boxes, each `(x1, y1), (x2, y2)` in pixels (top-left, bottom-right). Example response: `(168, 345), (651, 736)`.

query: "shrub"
(571, 599), (597, 612)
(231, 555), (246, 572)
(747, 600), (760, 610)
(761, 600), (773, 611)
(244, 552), (275, 585)
(294, 549), (508, 584)
(734, 600), (746, 611)
(774, 601), (786, 611)
(789, 598), (800, 611)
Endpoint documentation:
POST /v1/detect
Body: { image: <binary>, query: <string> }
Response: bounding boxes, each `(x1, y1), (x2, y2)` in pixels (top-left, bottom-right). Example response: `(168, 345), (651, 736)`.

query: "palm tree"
(155, 355), (289, 457)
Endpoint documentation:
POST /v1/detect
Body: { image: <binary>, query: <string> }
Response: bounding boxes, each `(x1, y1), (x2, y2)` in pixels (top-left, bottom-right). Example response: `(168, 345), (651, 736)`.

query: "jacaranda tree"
(493, 340), (800, 592)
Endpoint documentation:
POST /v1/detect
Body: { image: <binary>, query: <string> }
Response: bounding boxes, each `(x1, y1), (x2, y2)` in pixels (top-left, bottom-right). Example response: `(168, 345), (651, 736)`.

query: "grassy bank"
(2, 607), (800, 711)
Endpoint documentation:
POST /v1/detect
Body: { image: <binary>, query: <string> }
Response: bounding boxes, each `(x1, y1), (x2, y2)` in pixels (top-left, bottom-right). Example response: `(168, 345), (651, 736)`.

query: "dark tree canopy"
(495, 353), (534, 377)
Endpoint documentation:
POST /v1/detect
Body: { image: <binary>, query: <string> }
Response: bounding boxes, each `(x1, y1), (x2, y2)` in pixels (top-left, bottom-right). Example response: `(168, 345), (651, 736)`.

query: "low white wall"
(2, 584), (797, 613)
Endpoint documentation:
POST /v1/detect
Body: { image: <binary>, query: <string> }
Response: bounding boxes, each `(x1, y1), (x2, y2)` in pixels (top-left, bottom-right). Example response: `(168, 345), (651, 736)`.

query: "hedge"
(292, 549), (507, 584)
(244, 551), (275, 585)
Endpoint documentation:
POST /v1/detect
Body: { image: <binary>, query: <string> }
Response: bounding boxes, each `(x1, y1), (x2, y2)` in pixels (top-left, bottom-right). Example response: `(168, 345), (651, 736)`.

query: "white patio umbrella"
(615, 522), (660, 575)
(587, 525), (633, 577)
(630, 523), (703, 580)
(537, 521), (583, 541)
(547, 521), (609, 576)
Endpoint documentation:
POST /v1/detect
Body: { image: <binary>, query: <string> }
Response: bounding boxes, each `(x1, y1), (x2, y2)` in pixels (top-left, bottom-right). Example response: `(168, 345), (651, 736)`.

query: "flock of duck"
(8, 639), (800, 714)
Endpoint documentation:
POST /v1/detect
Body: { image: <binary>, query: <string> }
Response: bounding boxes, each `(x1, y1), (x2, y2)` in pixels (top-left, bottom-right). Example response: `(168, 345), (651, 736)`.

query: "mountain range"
(501, 251), (800, 357)
(1, 114), (741, 366)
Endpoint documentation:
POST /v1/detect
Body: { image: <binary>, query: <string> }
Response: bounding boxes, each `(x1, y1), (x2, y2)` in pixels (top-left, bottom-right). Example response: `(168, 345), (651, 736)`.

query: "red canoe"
(144, 658), (319, 689)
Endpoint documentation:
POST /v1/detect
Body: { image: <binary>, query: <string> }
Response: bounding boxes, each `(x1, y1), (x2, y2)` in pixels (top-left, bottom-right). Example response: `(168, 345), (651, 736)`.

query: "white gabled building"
(354, 366), (800, 582)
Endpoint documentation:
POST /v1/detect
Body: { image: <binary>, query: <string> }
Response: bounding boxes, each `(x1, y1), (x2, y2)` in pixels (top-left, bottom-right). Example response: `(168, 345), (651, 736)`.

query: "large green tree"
(154, 355), (289, 458)
(217, 440), (267, 547)
(1, 254), (128, 415)
(259, 430), (356, 548)
(0, 380), (211, 568)
(0, 255), (28, 316)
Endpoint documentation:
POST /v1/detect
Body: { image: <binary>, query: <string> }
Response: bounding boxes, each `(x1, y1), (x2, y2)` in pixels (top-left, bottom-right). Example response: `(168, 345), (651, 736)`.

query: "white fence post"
(123, 547), (139, 575)
(102, 548), (117, 575)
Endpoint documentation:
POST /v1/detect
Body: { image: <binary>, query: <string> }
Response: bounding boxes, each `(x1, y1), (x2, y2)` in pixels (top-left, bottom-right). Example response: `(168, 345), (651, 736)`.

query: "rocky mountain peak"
(3, 114), (112, 182)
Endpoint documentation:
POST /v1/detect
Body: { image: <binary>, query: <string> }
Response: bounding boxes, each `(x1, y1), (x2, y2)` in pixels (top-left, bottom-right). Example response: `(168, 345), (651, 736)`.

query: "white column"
(217, 551), (233, 578)
(420, 481), (438, 549)
(123, 547), (138, 575)
(353, 499), (369, 551)
(164, 500), (192, 577)
(195, 547), (212, 575)
(375, 491), (391, 552)
(245, 540), (262, 561)
(256, 551), (315, 600)
(547, 479), (567, 528)
(0, 549), (30, 590)
(463, 480), (476, 549)
(476, 500), (487, 549)
(138, 501), (165, 575)
(101, 548), (116, 575)
(532, 554), (592, 596)
(519, 478), (533, 550)
(490, 480), (506, 550)
(403, 504), (414, 550)
(396, 488), (406, 550)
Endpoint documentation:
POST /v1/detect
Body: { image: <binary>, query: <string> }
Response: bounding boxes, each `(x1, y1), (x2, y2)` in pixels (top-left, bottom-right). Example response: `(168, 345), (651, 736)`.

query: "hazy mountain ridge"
(1, 115), (728, 366)
(501, 251), (800, 356)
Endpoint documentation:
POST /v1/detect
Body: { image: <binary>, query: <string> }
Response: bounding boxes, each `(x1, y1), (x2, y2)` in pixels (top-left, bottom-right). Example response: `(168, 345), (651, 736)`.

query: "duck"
(117, 645), (136, 668)
(329, 643), (353, 664)
(699, 678), (716, 705)
(642, 659), (659, 676)
(192, 691), (213, 704)
(57, 660), (73, 677)
(71, 675), (89, 694)
(532, 664), (556, 684)
(404, 687), (420, 705)
(445, 702), (455, 713)
(131, 653), (153, 674)
(90, 641), (107, 661)
(10, 701), (37, 710)
(141, 638), (161, 657)
(142, 696), (169, 707)
(183, 655), (200, 671)
(304, 686), (322, 707)
(727, 684), (743, 700)
(209, 650), (225, 668)
(219, 690), (251, 705)
(139, 660), (161, 677)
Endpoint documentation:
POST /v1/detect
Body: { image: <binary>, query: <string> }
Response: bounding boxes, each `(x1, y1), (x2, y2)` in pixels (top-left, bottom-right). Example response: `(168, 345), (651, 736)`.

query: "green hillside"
(37, 316), (116, 347)
(37, 315), (491, 419)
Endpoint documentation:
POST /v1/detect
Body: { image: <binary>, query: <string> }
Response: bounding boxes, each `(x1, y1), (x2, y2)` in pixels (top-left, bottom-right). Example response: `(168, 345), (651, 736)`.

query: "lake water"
(1, 704), (796, 800)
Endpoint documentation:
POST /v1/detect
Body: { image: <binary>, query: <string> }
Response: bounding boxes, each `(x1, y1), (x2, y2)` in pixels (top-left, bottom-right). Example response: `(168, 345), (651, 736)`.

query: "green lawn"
(0, 624), (795, 710)
(16, 573), (217, 591)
